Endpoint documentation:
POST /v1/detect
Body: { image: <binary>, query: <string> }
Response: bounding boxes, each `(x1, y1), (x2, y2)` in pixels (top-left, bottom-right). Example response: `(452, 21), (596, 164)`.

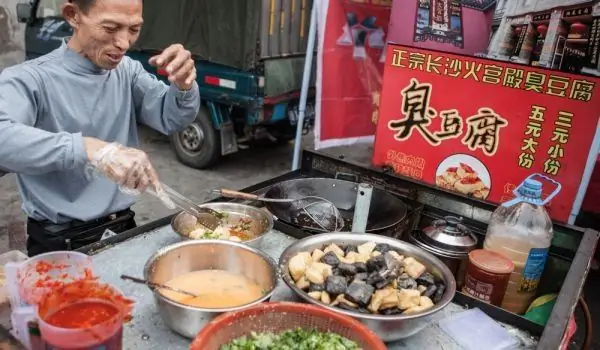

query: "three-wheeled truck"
(15, 0), (316, 169)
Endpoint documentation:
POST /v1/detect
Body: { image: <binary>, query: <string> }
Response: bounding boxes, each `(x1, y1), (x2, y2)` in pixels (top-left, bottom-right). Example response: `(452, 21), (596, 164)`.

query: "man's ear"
(61, 3), (79, 29)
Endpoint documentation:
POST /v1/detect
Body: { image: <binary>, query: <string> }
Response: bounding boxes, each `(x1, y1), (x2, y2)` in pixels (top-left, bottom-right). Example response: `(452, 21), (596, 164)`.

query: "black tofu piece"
(353, 272), (369, 282)
(337, 262), (358, 276)
(423, 284), (437, 298)
(366, 271), (385, 286)
(353, 262), (368, 273)
(416, 272), (436, 286)
(397, 277), (418, 290)
(309, 283), (325, 292)
(366, 255), (387, 272)
(344, 281), (375, 306)
(375, 243), (391, 254)
(344, 245), (358, 255)
(321, 252), (341, 267)
(380, 307), (403, 315)
(374, 276), (395, 290)
(331, 267), (342, 276)
(383, 252), (401, 272)
(325, 275), (348, 295)
(433, 283), (446, 303)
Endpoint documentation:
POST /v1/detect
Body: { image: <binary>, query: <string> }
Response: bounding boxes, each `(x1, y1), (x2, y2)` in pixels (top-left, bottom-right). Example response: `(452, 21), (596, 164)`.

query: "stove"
(79, 149), (597, 349)
(218, 149), (597, 349)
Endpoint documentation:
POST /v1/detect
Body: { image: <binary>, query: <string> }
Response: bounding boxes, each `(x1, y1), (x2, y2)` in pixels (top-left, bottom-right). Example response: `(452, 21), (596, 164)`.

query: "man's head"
(62, 0), (143, 69)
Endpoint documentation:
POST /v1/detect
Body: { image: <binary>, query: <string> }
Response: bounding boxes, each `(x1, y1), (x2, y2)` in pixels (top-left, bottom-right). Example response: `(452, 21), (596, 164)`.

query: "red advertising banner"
(315, 0), (392, 149)
(373, 44), (600, 223)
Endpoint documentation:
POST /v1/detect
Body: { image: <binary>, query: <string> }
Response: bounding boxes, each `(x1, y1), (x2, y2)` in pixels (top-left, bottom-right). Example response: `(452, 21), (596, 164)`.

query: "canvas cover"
(134, 0), (261, 70)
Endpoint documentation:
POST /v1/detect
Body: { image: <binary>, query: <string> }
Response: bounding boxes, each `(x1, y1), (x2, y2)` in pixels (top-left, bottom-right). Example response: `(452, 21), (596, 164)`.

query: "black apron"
(26, 209), (137, 257)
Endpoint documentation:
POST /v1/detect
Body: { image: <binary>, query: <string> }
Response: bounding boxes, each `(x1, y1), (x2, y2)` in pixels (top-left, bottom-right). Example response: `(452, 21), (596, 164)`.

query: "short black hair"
(68, 0), (95, 13)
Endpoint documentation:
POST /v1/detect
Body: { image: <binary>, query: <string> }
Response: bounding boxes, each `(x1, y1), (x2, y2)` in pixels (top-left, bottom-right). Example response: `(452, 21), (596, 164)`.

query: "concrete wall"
(0, 0), (25, 71)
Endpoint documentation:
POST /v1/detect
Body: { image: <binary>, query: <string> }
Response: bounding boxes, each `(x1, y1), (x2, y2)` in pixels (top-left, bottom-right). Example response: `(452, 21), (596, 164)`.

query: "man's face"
(66, 0), (143, 69)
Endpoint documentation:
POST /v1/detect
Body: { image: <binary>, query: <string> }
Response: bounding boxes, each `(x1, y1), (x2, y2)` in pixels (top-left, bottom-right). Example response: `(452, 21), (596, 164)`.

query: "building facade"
(388, 0), (497, 56)
(488, 0), (600, 75)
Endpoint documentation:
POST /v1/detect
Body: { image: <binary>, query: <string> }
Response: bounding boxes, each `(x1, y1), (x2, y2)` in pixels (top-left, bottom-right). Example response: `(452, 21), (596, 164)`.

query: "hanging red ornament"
(536, 24), (548, 36)
(570, 22), (588, 33)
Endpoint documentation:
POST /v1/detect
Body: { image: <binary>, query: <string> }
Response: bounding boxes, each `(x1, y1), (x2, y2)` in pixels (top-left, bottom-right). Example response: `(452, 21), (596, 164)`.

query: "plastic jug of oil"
(483, 174), (561, 314)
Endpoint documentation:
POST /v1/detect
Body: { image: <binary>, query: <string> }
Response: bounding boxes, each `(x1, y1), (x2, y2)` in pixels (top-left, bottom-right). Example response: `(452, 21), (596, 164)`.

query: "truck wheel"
(171, 107), (221, 169)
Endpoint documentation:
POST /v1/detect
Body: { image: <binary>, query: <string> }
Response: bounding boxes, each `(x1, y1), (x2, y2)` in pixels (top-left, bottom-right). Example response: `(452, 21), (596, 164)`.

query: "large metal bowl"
(143, 240), (278, 338)
(171, 202), (273, 249)
(279, 233), (457, 342)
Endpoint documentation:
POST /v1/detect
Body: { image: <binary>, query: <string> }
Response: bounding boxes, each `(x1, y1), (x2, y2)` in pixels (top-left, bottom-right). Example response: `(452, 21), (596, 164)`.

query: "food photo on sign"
(372, 43), (600, 224)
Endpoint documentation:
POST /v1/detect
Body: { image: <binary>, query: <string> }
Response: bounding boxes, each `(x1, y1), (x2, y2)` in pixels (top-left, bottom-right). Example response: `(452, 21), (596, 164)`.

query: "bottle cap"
(468, 249), (515, 274)
(518, 179), (543, 200)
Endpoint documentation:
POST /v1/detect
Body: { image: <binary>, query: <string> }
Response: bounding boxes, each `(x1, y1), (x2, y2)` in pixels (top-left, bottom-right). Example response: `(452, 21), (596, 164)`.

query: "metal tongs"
(148, 183), (220, 230)
(215, 188), (344, 232)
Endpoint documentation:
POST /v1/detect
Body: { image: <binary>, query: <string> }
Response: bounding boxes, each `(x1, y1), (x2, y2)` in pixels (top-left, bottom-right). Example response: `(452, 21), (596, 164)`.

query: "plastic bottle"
(483, 174), (561, 314)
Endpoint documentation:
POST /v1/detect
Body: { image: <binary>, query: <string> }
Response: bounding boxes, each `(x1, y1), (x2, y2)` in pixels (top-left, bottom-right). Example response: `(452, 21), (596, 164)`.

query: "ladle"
(120, 275), (201, 298)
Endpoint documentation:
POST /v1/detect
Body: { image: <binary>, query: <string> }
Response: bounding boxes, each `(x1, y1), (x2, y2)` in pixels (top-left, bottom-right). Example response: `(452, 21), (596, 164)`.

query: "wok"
(263, 178), (407, 232)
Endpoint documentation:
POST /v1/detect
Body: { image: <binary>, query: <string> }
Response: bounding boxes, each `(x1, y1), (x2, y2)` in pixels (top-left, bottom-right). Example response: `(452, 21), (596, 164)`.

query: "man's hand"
(85, 140), (162, 194)
(149, 44), (196, 90)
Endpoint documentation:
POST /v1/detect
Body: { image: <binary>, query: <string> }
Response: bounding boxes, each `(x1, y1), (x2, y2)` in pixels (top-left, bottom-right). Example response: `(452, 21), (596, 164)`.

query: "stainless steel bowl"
(171, 202), (273, 249)
(279, 233), (457, 342)
(143, 240), (278, 338)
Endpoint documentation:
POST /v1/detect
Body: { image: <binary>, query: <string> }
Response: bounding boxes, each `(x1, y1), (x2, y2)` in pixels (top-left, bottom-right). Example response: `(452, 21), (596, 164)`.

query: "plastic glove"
(90, 142), (162, 195)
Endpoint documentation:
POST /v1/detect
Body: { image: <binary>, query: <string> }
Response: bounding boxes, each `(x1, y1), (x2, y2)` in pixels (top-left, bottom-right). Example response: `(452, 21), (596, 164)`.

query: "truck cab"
(16, 0), (316, 169)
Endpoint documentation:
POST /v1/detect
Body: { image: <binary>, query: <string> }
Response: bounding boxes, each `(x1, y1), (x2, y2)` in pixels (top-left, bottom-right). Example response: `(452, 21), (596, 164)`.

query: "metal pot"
(263, 178), (408, 233)
(409, 216), (478, 288)
(279, 233), (456, 342)
(170, 202), (274, 249)
(143, 240), (278, 338)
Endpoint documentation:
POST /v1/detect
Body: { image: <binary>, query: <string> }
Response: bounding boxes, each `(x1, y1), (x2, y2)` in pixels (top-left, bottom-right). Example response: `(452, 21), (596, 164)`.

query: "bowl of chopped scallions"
(190, 302), (386, 350)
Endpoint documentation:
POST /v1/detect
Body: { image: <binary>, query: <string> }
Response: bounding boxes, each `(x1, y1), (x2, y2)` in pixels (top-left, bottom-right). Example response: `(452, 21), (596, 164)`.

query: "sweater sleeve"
(0, 67), (87, 175)
(128, 58), (200, 134)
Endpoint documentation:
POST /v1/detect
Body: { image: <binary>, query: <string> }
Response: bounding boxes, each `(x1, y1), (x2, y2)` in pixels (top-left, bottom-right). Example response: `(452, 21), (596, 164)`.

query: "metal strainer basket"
(190, 302), (386, 350)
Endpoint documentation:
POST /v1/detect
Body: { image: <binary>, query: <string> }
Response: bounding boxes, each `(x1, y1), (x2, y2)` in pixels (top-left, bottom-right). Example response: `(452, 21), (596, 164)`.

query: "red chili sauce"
(45, 301), (119, 329)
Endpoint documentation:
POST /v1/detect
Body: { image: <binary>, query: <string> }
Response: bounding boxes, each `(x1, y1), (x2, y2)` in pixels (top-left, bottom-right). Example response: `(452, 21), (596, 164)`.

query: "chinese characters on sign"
(386, 150), (426, 179)
(374, 44), (600, 223)
(544, 111), (572, 176)
(518, 106), (545, 170)
(588, 18), (600, 67)
(513, 24), (528, 56)
(532, 13), (551, 22)
(562, 6), (592, 18)
(388, 78), (508, 155)
(390, 48), (596, 101)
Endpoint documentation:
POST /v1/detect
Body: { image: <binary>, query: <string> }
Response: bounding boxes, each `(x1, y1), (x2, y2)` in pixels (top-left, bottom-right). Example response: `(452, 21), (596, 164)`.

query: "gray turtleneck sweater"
(0, 41), (200, 224)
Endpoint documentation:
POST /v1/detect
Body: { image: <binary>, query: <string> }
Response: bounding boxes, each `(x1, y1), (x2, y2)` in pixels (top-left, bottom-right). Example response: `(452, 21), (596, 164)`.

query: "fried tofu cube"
(288, 252), (312, 281)
(404, 257), (427, 279)
(398, 288), (421, 310)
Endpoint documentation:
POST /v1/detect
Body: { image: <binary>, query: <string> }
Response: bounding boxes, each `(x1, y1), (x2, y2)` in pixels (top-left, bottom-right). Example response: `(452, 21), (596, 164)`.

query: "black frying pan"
(263, 178), (408, 232)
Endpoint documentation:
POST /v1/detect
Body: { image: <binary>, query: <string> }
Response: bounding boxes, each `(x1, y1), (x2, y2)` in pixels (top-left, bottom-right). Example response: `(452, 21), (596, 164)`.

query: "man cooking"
(0, 0), (200, 256)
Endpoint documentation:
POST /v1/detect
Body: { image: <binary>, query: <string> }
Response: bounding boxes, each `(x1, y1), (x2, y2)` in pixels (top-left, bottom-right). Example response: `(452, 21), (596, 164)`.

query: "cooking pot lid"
(416, 216), (478, 255)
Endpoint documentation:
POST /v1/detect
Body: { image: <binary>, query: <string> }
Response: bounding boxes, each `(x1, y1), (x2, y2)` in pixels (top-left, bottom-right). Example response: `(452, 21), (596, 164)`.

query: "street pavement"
(0, 125), (373, 254)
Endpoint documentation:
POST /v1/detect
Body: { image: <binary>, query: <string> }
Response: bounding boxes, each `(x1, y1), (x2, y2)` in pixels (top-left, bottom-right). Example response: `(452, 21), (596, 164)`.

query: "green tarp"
(135, 0), (261, 71)
(135, 0), (314, 96)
